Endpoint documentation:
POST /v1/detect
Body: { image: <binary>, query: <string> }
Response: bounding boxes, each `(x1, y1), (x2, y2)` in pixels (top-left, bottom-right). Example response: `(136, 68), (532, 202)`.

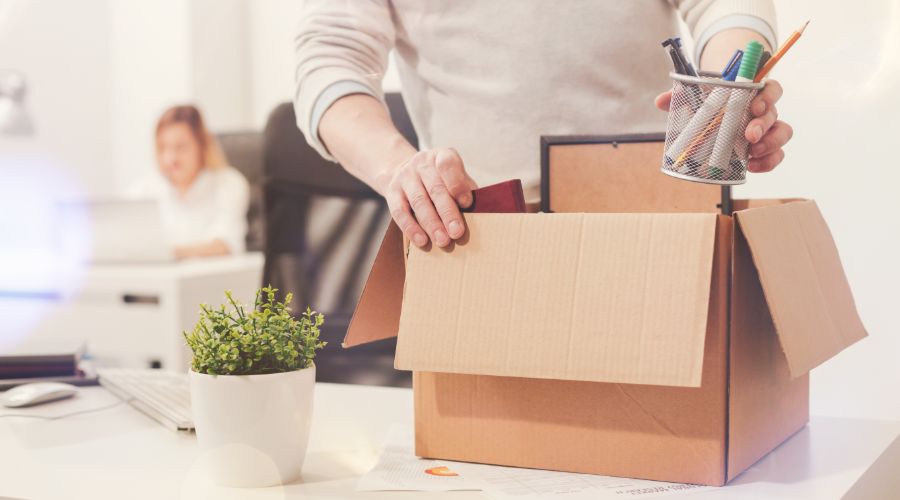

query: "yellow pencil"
(754, 20), (809, 83)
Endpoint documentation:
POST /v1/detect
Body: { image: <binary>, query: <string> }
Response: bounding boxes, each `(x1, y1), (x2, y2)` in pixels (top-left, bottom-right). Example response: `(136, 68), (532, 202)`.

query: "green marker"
(735, 41), (763, 83)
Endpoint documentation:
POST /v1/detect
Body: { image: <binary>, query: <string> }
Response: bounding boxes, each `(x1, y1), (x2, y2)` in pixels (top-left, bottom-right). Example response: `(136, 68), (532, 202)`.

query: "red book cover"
(465, 179), (527, 214)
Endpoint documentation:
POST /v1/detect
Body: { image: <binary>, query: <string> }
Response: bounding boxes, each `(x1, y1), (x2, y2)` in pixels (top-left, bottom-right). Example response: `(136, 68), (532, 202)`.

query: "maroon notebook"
(464, 179), (527, 214)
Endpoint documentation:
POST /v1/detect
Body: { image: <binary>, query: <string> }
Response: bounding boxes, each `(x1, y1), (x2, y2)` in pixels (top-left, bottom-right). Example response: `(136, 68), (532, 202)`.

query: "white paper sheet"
(358, 425), (712, 499)
(355, 425), (482, 492)
(465, 463), (710, 499)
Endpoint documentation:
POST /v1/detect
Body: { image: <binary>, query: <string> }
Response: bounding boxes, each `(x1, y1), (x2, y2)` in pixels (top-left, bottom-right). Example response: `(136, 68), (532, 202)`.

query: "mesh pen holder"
(661, 73), (764, 185)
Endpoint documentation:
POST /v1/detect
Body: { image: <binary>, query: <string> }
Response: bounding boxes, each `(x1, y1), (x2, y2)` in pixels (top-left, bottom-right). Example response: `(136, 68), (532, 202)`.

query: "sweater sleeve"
(293, 0), (396, 162)
(671, 0), (778, 66)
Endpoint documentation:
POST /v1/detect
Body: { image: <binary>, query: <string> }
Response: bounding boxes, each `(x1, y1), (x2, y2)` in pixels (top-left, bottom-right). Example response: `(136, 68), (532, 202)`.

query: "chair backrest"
(217, 131), (265, 251)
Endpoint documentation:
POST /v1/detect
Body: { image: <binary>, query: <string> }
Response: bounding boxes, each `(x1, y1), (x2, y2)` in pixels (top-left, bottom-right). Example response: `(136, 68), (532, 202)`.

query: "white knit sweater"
(294, 0), (776, 202)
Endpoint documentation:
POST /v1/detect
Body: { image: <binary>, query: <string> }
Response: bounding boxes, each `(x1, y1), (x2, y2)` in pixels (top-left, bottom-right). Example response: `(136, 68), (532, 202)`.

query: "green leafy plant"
(184, 286), (326, 376)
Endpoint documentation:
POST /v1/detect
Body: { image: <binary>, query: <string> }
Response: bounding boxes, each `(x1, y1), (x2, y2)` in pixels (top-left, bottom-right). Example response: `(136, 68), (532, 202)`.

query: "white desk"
(1, 383), (898, 500)
(0, 253), (264, 370)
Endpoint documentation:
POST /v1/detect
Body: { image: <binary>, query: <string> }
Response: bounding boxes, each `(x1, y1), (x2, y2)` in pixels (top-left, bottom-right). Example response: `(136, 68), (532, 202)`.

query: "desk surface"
(2, 383), (898, 500)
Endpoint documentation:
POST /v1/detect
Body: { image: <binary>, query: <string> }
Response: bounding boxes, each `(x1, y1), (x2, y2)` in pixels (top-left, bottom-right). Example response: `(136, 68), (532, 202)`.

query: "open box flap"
(735, 200), (867, 376)
(342, 223), (405, 348)
(394, 212), (718, 387)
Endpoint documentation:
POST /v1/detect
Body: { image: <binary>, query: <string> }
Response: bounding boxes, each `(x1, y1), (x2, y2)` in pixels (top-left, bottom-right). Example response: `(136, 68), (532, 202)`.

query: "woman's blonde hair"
(155, 104), (228, 169)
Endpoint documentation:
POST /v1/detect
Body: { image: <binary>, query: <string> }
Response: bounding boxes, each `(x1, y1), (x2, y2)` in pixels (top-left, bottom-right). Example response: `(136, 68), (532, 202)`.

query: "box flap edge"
(342, 222), (406, 348)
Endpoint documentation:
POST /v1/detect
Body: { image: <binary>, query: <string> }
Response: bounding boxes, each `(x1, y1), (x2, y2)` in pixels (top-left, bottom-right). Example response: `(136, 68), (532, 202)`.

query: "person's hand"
(376, 148), (478, 248)
(655, 79), (793, 173)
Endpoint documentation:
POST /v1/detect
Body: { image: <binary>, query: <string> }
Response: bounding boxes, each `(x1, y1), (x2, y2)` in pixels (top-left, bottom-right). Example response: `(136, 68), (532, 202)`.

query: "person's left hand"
(655, 80), (793, 173)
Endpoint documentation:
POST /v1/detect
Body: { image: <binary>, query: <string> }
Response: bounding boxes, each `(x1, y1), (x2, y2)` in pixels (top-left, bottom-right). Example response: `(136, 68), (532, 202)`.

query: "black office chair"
(261, 93), (417, 387)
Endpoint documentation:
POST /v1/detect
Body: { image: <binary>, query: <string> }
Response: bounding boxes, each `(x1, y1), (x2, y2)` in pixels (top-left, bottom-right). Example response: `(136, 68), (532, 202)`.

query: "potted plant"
(184, 286), (326, 487)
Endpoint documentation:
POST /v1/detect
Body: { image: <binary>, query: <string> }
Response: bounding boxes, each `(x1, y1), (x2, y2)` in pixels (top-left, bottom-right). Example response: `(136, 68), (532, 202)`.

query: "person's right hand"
(376, 148), (477, 248)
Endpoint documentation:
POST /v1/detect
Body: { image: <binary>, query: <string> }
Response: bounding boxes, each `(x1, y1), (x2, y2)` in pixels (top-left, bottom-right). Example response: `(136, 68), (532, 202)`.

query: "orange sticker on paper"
(424, 466), (459, 477)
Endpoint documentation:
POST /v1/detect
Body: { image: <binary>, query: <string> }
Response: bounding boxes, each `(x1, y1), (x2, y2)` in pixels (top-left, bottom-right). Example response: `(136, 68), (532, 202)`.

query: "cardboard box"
(344, 190), (866, 485)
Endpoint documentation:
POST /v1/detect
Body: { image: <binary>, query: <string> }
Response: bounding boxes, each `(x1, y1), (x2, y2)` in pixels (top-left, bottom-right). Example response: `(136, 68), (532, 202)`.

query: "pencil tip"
(800, 20), (810, 33)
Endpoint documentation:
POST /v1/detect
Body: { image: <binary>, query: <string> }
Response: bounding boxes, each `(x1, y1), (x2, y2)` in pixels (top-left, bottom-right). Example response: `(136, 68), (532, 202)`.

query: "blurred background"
(0, 0), (897, 419)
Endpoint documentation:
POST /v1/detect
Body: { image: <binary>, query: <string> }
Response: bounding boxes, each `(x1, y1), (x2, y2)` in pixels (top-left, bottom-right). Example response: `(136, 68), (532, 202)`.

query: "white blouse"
(129, 167), (250, 254)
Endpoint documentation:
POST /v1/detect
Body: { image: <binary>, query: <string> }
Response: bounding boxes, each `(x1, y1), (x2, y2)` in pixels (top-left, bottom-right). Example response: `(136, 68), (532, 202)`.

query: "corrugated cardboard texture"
(413, 217), (732, 486)
(735, 200), (867, 376)
(548, 142), (720, 213)
(727, 224), (809, 481)
(343, 223), (405, 347)
(396, 212), (717, 387)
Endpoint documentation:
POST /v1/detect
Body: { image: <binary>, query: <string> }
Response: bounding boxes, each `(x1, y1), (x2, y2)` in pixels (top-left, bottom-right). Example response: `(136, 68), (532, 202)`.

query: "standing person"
(132, 105), (250, 259)
(294, 1), (792, 248)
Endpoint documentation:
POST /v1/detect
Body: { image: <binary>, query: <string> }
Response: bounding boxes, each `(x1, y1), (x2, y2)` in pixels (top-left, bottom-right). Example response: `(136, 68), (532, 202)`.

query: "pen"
(666, 89), (728, 166)
(756, 50), (772, 78)
(723, 52), (743, 81)
(673, 110), (723, 168)
(667, 47), (687, 75)
(671, 43), (760, 171)
(707, 40), (764, 176)
(662, 37), (702, 117)
(723, 62), (741, 81)
(754, 20), (809, 82)
(662, 39), (687, 74)
(671, 37), (697, 77)
(736, 41), (763, 84)
(661, 41), (724, 166)
(721, 50), (743, 79)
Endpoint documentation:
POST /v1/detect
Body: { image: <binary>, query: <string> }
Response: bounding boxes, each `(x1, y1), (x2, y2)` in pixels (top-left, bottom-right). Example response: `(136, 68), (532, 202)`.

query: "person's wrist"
(373, 164), (399, 196)
(373, 134), (417, 196)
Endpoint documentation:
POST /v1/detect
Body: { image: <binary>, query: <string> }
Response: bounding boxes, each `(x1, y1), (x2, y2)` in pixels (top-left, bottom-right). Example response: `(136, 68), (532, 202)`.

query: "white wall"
(108, 1), (193, 193)
(190, 0), (251, 132)
(247, 0), (301, 129)
(109, 0), (252, 192)
(246, 0), (403, 129)
(0, 0), (112, 195)
(0, 0), (112, 255)
(737, 1), (900, 420)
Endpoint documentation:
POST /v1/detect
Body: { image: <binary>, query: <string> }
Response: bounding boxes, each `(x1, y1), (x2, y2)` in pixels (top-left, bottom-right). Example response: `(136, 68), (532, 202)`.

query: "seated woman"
(133, 105), (250, 259)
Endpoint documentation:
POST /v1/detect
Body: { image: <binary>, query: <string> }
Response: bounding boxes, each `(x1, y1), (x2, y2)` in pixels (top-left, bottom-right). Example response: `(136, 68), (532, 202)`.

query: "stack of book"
(0, 339), (95, 389)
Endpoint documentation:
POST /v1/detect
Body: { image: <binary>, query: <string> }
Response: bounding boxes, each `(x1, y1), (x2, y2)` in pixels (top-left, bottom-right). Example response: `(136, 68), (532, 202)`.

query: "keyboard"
(97, 368), (193, 432)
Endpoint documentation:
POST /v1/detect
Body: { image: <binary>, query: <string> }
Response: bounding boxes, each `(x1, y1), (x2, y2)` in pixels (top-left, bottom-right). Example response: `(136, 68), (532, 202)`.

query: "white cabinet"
(0, 253), (264, 370)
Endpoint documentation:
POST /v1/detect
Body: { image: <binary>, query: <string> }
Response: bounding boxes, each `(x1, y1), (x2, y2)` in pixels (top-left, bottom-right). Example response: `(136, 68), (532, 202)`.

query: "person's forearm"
(175, 240), (230, 259)
(318, 94), (418, 196)
(700, 28), (772, 73)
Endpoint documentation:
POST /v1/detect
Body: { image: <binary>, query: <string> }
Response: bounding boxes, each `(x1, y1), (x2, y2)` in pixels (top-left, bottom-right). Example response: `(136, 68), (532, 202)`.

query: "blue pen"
(724, 56), (743, 81)
(721, 50), (743, 80)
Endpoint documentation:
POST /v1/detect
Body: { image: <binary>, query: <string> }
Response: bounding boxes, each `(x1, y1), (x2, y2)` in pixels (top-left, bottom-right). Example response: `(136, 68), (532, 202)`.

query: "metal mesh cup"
(661, 73), (764, 185)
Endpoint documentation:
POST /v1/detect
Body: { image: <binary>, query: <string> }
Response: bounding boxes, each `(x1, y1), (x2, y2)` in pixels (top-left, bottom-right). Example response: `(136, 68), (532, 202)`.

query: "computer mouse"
(1, 382), (78, 408)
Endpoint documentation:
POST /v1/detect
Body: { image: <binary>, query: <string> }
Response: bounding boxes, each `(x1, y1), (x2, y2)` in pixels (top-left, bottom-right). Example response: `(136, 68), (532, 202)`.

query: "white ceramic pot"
(189, 365), (315, 487)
